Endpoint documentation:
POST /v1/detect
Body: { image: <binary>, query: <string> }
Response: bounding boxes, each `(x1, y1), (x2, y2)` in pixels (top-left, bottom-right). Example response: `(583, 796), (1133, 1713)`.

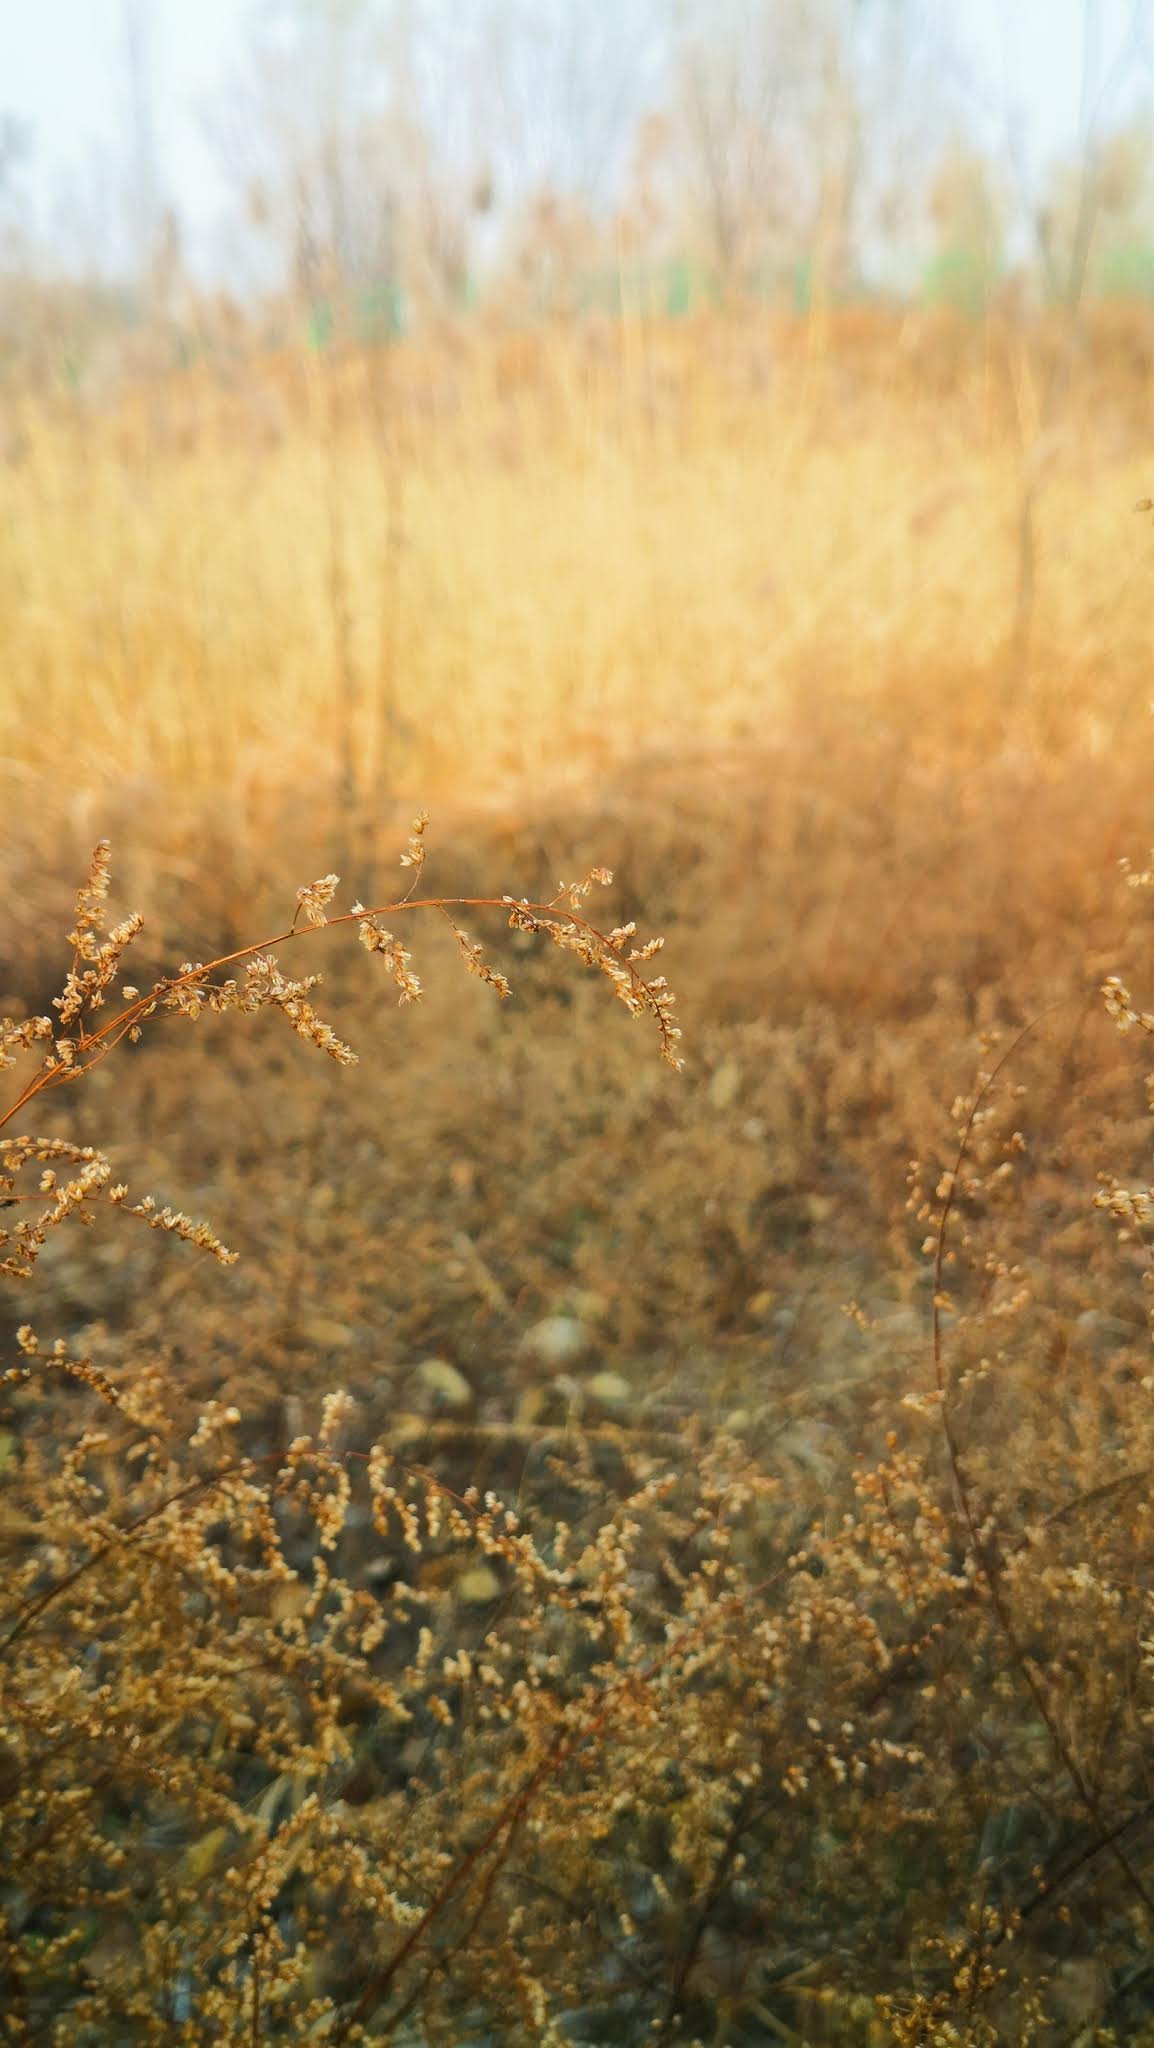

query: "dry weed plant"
(7, 809), (1154, 2044)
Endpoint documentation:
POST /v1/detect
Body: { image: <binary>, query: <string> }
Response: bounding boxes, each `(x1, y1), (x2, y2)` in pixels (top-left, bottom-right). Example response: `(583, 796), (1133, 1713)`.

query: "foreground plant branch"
(0, 823), (682, 1297)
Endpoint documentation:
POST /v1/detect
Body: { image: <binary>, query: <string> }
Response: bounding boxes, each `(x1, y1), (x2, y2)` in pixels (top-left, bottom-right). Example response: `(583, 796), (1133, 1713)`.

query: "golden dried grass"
(1, 310), (1151, 857)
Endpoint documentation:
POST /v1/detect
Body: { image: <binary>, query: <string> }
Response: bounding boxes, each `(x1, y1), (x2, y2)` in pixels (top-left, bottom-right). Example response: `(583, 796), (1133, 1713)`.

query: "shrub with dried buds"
(6, 824), (1154, 2044)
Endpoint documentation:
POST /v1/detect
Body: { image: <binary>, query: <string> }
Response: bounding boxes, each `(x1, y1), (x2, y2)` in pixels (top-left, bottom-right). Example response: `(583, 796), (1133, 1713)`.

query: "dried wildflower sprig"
(1, 1323), (121, 1406)
(503, 865), (682, 1066)
(1, 828), (682, 1143)
(0, 1011), (54, 1073)
(1099, 959), (1154, 1374)
(0, 1133), (236, 1281)
(1102, 972), (1154, 1034)
(292, 872), (340, 931)
(439, 910), (512, 1000)
(350, 907), (422, 1002)
(399, 809), (429, 883)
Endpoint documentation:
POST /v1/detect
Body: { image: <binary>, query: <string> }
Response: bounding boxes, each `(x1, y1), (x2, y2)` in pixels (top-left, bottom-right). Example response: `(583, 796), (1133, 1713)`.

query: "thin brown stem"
(1, 889), (675, 1138)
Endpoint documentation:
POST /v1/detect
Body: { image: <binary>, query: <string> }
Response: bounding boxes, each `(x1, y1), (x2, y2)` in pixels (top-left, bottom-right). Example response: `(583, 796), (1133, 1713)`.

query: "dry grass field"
(2, 311), (1152, 825)
(5, 306), (1154, 2042)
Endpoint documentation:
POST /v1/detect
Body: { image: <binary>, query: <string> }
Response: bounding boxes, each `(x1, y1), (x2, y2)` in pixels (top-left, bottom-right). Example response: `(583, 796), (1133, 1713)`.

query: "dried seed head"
(294, 873), (340, 929)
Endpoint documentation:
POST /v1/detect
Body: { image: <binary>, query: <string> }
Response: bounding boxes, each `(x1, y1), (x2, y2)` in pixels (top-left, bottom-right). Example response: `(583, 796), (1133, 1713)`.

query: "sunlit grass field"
(3, 310), (1152, 844)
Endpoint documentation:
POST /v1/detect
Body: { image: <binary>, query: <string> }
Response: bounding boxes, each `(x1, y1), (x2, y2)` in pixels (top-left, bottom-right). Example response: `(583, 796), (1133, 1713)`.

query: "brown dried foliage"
(7, 795), (1154, 2046)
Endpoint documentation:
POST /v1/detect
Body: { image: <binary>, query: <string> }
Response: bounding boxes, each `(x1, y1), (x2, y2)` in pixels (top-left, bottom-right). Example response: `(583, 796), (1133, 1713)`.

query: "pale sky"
(3, 0), (1153, 279)
(3, 0), (245, 273)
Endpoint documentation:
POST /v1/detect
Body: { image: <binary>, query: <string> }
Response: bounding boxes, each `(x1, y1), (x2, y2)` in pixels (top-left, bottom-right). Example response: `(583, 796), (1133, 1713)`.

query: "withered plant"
(6, 823), (1154, 2045)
